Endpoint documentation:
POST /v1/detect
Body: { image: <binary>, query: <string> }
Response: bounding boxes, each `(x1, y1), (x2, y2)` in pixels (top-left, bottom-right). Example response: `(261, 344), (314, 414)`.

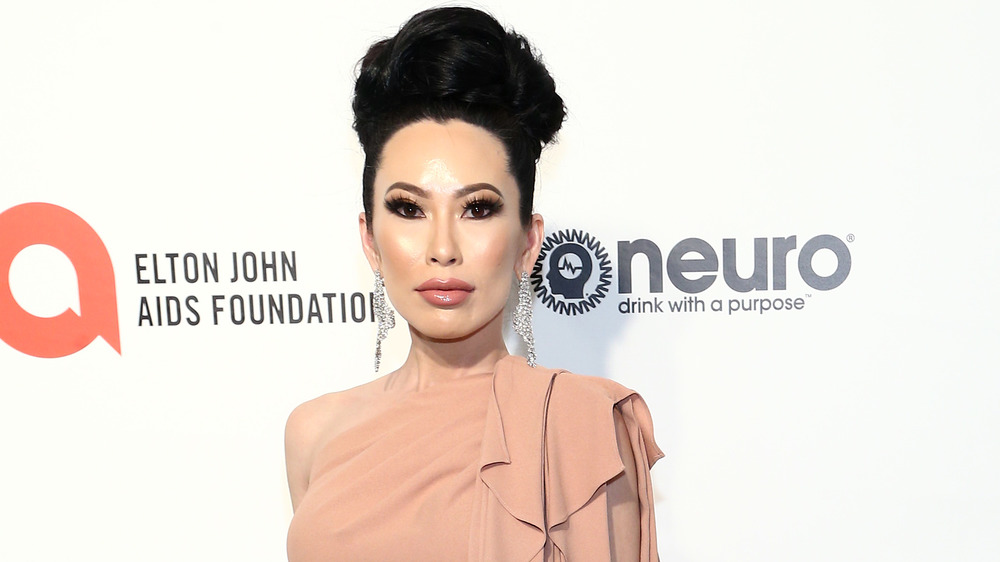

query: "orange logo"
(0, 203), (121, 357)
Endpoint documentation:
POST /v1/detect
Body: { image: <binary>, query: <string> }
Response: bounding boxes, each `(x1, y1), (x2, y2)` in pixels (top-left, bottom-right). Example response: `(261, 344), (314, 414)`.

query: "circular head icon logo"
(531, 229), (611, 315)
(546, 243), (592, 298)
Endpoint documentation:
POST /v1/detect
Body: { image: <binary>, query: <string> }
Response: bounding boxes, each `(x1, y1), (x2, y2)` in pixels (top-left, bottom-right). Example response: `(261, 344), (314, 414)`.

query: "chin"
(405, 309), (503, 343)
(412, 316), (481, 339)
(409, 325), (476, 343)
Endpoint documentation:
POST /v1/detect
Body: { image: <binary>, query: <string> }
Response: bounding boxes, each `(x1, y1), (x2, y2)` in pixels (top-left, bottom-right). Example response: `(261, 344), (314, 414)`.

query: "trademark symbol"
(805, 294), (812, 298)
(846, 233), (855, 242)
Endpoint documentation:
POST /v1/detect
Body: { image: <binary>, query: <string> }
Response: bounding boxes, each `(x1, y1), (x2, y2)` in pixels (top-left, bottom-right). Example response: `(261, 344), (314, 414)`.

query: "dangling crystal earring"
(372, 270), (395, 372)
(513, 271), (536, 367)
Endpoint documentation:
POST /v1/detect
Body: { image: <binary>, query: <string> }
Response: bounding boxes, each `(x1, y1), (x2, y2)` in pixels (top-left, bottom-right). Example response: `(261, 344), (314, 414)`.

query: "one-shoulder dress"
(287, 355), (663, 561)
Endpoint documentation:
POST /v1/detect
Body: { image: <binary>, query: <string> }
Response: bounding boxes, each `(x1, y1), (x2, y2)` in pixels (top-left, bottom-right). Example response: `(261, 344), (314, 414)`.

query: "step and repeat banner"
(2, 1), (997, 561)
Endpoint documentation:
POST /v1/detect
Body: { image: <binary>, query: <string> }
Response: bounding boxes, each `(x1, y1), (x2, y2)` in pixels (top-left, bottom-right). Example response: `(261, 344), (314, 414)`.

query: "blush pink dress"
(287, 355), (662, 561)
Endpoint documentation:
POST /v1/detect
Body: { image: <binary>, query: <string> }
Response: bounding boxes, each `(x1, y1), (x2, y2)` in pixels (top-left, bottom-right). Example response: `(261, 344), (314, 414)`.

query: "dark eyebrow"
(385, 182), (504, 200)
(455, 183), (504, 199)
(385, 182), (428, 198)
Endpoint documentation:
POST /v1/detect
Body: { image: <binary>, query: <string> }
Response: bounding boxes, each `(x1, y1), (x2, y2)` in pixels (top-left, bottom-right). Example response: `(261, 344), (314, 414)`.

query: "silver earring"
(373, 270), (395, 372)
(513, 271), (536, 367)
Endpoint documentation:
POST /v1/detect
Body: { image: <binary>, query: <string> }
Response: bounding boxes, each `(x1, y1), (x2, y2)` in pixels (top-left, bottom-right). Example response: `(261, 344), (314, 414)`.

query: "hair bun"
(353, 7), (565, 155)
(353, 7), (566, 227)
(500, 33), (565, 146)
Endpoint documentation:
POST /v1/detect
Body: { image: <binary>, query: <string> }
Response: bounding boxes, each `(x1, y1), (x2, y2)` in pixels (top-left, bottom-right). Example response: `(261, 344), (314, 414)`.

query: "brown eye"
(467, 203), (489, 218)
(462, 199), (500, 219)
(385, 199), (424, 218)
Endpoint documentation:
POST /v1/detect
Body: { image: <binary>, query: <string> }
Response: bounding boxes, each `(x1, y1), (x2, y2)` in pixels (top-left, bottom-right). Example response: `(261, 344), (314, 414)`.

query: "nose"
(427, 217), (461, 266)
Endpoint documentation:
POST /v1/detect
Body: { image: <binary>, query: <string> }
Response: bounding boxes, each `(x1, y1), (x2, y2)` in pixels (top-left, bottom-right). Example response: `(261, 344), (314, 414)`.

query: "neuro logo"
(531, 229), (612, 315)
(0, 203), (121, 357)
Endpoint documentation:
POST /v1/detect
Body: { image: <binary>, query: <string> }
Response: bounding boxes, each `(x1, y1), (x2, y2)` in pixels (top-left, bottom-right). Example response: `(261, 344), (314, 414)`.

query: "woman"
(285, 7), (662, 561)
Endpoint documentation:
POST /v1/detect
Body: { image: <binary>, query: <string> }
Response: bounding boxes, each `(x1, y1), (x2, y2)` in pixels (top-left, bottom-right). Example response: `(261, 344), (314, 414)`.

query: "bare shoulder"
(286, 376), (391, 457)
(286, 389), (353, 444)
(284, 376), (390, 511)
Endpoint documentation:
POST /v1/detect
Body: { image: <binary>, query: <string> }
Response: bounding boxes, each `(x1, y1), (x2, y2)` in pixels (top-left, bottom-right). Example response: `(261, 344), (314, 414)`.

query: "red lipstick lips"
(415, 278), (474, 306)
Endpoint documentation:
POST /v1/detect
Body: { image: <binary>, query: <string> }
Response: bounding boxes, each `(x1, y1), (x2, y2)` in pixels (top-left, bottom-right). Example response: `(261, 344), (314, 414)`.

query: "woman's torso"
(286, 371), (493, 562)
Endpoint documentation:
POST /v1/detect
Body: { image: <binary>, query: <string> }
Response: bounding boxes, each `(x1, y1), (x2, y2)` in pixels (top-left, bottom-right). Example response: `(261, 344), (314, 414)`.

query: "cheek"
(381, 238), (422, 268)
(465, 228), (522, 272)
(372, 220), (420, 269)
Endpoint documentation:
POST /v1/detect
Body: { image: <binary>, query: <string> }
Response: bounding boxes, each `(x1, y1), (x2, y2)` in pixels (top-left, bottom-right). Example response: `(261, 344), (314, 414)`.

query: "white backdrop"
(2, 1), (998, 561)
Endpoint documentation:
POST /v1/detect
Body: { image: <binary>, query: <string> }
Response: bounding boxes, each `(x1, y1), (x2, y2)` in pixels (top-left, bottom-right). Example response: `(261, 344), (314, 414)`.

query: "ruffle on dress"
(470, 356), (663, 561)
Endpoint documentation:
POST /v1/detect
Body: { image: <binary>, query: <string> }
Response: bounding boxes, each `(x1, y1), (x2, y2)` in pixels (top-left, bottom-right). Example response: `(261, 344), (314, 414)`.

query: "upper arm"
(606, 405), (641, 560)
(285, 400), (323, 512)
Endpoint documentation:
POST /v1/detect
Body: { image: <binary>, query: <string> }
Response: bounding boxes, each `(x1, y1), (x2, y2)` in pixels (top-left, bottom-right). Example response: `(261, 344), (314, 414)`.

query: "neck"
(392, 313), (510, 392)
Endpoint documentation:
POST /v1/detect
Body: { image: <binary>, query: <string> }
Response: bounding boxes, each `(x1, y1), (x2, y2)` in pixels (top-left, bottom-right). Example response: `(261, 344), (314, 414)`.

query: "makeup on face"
(414, 278), (474, 306)
(363, 119), (528, 342)
(383, 182), (505, 221)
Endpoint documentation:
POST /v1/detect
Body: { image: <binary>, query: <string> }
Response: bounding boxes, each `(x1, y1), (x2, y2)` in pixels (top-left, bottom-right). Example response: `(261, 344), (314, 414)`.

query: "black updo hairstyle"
(353, 7), (566, 228)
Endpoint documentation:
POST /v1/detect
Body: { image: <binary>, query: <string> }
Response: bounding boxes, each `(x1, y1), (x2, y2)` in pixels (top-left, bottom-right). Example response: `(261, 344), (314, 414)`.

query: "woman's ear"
(517, 213), (544, 275)
(359, 212), (381, 272)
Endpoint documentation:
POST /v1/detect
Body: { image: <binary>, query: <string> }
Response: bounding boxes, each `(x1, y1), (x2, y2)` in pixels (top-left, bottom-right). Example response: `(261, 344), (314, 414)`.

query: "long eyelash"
(384, 196), (421, 215)
(465, 197), (503, 213)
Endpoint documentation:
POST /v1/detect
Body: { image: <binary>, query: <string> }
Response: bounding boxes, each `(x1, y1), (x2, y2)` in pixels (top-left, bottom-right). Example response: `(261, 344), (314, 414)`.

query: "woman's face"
(360, 119), (543, 342)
